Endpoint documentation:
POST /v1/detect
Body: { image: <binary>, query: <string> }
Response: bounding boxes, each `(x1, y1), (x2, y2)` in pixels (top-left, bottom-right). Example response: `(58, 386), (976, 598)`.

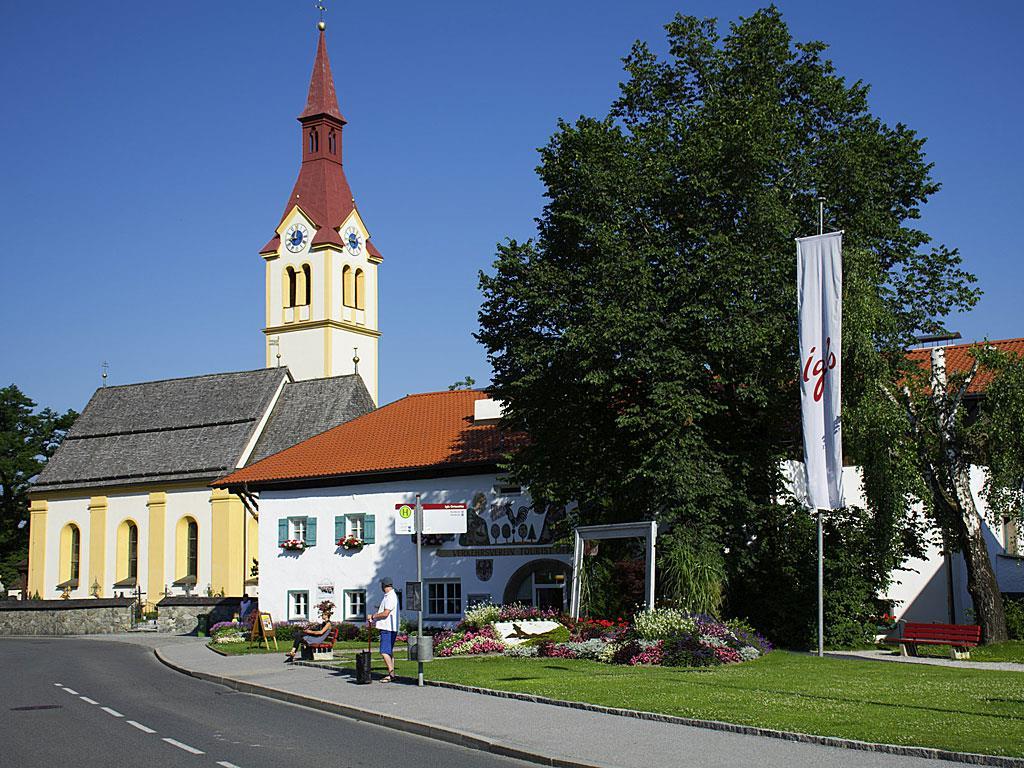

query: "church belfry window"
(309, 128), (319, 153)
(328, 130), (336, 155)
(285, 267), (297, 308)
(301, 264), (312, 306)
(342, 265), (354, 308)
(355, 268), (365, 310)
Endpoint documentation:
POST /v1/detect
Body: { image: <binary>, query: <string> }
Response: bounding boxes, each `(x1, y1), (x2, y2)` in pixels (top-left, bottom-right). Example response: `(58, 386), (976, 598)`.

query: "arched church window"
(328, 130), (336, 154)
(301, 264), (312, 306)
(308, 128), (319, 153)
(355, 268), (365, 310)
(342, 265), (354, 308)
(116, 519), (138, 584)
(187, 519), (198, 578)
(285, 267), (297, 308)
(60, 523), (81, 585)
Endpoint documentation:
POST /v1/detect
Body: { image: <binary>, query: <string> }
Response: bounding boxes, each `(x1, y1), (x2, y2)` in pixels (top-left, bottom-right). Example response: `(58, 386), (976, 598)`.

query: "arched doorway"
(502, 559), (571, 611)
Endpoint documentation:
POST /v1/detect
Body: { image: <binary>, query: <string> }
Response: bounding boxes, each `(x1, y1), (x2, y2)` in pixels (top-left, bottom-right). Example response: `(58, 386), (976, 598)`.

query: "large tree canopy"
(477, 8), (979, 643)
(0, 385), (76, 589)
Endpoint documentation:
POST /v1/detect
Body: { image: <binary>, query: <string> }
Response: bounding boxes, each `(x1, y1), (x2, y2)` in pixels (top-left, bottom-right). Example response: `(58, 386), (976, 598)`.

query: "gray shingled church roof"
(247, 374), (375, 465)
(32, 368), (374, 493)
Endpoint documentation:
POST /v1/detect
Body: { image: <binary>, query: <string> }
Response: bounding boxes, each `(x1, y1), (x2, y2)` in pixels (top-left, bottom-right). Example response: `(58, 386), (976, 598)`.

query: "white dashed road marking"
(217, 762), (242, 768)
(101, 706), (124, 717)
(53, 682), (63, 687)
(162, 738), (204, 755)
(79, 696), (99, 705)
(62, 687), (79, 695)
(127, 720), (156, 734)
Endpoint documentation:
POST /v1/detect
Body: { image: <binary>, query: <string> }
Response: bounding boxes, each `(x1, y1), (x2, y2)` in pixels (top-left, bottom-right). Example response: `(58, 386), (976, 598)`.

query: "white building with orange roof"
(216, 390), (572, 625)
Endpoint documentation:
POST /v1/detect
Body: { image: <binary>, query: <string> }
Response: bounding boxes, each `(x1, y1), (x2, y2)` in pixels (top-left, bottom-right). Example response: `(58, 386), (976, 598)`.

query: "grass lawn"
(384, 651), (1024, 757)
(893, 640), (1024, 664)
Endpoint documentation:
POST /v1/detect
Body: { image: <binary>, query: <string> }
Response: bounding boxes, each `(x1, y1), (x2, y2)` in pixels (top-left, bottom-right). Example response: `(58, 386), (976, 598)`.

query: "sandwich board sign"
(250, 611), (278, 650)
(394, 503), (467, 534)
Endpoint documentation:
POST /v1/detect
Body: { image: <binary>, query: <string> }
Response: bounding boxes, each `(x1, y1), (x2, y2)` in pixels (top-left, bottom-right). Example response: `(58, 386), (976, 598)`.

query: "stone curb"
(157, 647), (1024, 768)
(153, 648), (597, 768)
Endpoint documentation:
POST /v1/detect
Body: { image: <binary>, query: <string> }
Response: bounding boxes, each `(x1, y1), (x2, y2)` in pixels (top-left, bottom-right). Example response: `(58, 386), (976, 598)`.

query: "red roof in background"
(216, 390), (518, 488)
(905, 337), (1024, 394)
(260, 29), (382, 260)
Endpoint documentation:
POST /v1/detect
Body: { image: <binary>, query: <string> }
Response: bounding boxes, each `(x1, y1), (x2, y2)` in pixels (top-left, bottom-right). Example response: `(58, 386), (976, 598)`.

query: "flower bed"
(434, 624), (506, 657)
(497, 608), (770, 668)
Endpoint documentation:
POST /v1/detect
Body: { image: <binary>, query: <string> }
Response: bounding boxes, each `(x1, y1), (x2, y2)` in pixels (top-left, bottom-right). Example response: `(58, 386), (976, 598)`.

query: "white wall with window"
(288, 590), (309, 620)
(257, 474), (572, 625)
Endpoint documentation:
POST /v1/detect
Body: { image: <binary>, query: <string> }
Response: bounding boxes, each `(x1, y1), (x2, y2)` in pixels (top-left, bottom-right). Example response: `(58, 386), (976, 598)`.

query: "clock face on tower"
(285, 223), (309, 252)
(344, 226), (362, 255)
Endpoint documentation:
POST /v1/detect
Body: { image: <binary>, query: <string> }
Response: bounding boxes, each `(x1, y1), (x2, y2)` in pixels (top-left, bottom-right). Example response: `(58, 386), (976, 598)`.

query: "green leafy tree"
(0, 385), (77, 589)
(448, 376), (477, 391)
(477, 8), (978, 639)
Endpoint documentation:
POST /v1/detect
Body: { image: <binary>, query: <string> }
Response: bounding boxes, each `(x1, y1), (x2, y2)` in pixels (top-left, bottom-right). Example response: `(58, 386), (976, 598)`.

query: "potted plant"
(281, 538), (306, 552)
(337, 535), (364, 551)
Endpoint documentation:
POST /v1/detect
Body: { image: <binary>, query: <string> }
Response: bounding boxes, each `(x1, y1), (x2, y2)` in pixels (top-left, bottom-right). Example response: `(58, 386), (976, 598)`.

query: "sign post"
(395, 499), (467, 687)
(250, 611), (277, 650)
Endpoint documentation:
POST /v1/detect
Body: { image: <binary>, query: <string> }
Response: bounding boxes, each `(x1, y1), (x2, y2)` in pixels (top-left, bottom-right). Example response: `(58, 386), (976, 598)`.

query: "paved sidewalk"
(92, 634), (1006, 768)
(827, 648), (1024, 672)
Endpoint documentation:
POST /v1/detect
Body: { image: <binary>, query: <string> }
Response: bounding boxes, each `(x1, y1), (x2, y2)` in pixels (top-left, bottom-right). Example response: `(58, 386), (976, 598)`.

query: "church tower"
(261, 24), (382, 403)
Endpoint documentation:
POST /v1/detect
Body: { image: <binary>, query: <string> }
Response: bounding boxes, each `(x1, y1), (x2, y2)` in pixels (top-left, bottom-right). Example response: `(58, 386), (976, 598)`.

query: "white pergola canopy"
(569, 521), (658, 619)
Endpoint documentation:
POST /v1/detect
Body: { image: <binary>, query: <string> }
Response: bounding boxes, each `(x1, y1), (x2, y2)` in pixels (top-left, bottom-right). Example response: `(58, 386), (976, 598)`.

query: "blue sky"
(1, 1), (1021, 414)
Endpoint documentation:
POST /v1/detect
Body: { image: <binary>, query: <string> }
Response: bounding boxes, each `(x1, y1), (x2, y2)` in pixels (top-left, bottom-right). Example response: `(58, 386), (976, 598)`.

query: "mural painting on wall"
(459, 492), (566, 547)
(476, 559), (493, 582)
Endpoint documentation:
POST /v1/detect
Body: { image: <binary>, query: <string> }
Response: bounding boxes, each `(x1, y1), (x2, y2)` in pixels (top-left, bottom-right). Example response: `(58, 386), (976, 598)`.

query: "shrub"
(1005, 597), (1024, 640)
(498, 602), (561, 621)
(503, 644), (539, 658)
(633, 608), (697, 640)
(463, 602), (501, 629)
(566, 617), (630, 642)
(520, 625), (571, 647)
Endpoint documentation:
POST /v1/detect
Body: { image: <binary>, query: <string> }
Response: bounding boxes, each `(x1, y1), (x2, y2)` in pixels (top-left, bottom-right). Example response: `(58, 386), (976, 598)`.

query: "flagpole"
(816, 195), (825, 659)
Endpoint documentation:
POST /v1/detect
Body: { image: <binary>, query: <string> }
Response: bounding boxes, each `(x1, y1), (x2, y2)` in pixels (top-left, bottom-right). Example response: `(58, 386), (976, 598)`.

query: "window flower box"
(337, 535), (364, 551)
(281, 539), (307, 552)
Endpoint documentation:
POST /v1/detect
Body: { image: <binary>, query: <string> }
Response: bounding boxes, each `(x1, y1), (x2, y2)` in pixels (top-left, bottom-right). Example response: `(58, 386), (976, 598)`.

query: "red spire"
(299, 29), (346, 123)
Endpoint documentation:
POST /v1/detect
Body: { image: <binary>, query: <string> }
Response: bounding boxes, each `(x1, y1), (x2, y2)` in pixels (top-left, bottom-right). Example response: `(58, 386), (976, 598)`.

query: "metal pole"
(415, 493), (424, 687)
(817, 510), (824, 657)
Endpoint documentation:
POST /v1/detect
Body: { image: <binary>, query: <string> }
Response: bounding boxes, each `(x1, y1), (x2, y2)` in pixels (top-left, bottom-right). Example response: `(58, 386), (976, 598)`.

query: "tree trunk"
(929, 347), (1008, 643)
(948, 470), (1008, 643)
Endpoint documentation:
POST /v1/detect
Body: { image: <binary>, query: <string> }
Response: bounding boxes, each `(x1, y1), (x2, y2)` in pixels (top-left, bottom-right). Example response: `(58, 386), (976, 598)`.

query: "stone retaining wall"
(0, 598), (136, 635)
(156, 597), (244, 634)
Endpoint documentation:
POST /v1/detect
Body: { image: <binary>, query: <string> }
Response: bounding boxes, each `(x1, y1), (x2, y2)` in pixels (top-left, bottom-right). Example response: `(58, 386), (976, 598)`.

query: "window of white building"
(426, 580), (462, 618)
(290, 517), (308, 542)
(346, 514), (365, 540)
(288, 590), (309, 621)
(345, 589), (367, 620)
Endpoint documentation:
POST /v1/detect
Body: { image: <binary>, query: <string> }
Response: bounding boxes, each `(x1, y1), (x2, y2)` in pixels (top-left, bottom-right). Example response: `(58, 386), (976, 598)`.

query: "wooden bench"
(300, 626), (339, 661)
(883, 622), (981, 660)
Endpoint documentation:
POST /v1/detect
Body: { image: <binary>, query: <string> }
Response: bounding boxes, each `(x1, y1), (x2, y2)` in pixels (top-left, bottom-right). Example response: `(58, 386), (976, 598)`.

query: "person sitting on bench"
(285, 603), (334, 661)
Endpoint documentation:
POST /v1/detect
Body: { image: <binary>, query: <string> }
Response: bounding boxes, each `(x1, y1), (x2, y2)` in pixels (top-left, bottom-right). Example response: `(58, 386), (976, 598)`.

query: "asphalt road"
(0, 638), (533, 768)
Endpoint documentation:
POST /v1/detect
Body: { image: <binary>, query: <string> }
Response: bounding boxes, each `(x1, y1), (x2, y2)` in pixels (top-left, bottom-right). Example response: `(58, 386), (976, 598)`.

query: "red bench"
(301, 625), (339, 661)
(883, 622), (981, 660)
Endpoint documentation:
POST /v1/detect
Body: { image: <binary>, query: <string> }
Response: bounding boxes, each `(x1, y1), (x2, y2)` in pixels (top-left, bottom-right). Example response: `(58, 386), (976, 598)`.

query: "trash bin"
(408, 634), (434, 662)
(355, 650), (372, 684)
(196, 613), (210, 636)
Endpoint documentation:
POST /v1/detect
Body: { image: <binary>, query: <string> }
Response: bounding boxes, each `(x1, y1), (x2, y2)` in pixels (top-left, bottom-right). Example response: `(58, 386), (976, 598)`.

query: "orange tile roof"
(905, 337), (1024, 395)
(216, 390), (518, 488)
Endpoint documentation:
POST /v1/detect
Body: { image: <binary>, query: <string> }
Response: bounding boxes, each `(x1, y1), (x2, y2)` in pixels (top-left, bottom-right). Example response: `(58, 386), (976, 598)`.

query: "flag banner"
(797, 231), (844, 510)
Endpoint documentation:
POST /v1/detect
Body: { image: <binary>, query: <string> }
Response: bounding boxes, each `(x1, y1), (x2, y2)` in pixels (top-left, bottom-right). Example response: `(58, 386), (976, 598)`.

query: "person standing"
(367, 577), (399, 682)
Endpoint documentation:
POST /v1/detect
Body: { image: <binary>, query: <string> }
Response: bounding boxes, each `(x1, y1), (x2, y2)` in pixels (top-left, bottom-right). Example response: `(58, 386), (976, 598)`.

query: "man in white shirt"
(367, 576), (400, 682)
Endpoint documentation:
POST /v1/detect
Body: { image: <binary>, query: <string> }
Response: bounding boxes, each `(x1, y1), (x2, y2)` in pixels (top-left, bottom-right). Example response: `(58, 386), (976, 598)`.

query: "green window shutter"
(363, 514), (375, 544)
(278, 519), (288, 545)
(306, 516), (317, 546)
(335, 516), (345, 544)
